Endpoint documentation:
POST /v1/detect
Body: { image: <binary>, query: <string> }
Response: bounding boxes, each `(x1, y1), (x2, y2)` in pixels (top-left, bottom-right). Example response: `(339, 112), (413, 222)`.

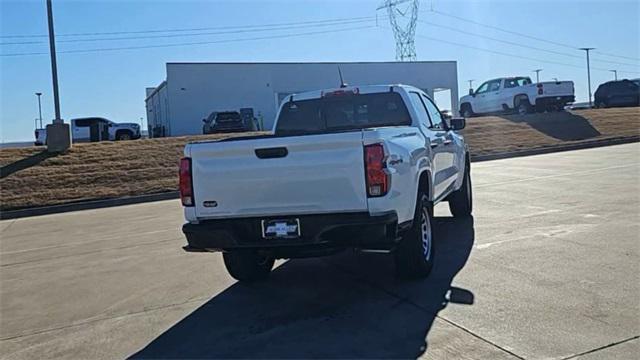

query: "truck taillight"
(364, 144), (389, 197)
(179, 157), (194, 207)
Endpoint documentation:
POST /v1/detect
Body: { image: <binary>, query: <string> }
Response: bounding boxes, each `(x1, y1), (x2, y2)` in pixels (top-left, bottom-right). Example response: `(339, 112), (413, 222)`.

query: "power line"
(411, 31), (640, 75)
(428, 9), (640, 62)
(416, 19), (639, 68)
(0, 18), (379, 45)
(0, 25), (375, 57)
(0, 15), (378, 39)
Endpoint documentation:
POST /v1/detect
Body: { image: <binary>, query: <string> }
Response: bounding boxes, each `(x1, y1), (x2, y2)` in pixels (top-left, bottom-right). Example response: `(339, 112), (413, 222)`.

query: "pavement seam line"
(0, 295), (212, 342)
(327, 259), (526, 360)
(560, 335), (640, 360)
(475, 163), (637, 188)
(0, 238), (179, 267)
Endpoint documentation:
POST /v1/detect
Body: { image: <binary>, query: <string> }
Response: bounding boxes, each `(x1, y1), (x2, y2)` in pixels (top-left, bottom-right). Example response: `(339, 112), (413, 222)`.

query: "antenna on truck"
(338, 67), (348, 88)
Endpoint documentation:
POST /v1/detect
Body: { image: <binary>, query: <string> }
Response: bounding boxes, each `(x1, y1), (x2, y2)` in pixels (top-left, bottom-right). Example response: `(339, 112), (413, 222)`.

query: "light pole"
(609, 70), (618, 81)
(467, 79), (474, 94)
(45, 0), (71, 151)
(580, 48), (595, 108)
(35, 92), (43, 129)
(533, 69), (543, 83)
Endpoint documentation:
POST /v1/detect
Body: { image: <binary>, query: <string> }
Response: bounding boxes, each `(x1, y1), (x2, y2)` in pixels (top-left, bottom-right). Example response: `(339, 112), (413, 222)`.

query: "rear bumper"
(208, 122), (249, 133)
(182, 211), (399, 257)
(536, 95), (575, 106)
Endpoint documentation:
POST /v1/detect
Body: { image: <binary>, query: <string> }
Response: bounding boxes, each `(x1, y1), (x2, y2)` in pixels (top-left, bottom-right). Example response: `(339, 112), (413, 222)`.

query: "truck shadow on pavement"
(498, 112), (601, 141)
(130, 216), (475, 359)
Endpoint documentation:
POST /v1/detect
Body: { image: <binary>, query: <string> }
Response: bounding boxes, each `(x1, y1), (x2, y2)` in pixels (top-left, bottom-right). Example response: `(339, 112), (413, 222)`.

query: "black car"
(594, 79), (640, 108)
(202, 110), (257, 134)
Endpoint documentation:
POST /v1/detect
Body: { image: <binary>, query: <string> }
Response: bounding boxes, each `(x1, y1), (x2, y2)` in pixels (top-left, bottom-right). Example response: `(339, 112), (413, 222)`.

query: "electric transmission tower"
(377, 0), (419, 61)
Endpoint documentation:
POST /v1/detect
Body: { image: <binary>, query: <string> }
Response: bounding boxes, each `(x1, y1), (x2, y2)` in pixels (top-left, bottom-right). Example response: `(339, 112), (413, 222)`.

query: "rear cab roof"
(287, 84), (419, 102)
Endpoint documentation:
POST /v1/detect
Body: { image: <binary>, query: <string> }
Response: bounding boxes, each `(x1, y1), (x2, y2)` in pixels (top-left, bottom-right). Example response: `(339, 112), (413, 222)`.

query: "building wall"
(153, 62), (458, 136)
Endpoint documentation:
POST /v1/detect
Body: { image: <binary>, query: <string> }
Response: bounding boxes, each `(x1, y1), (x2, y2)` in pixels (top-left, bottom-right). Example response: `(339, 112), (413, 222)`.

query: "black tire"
(116, 131), (132, 141)
(222, 250), (274, 282)
(461, 104), (474, 118)
(516, 97), (532, 115)
(448, 159), (473, 217)
(395, 191), (435, 279)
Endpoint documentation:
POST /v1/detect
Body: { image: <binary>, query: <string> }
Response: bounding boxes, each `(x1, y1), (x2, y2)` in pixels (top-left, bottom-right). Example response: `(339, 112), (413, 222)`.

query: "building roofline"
(144, 80), (167, 102)
(166, 61), (457, 65)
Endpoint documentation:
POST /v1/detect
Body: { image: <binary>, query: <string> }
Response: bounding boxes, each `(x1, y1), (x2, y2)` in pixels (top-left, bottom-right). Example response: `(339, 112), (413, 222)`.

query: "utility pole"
(580, 48), (595, 108)
(533, 69), (543, 83)
(45, 0), (71, 152)
(609, 69), (618, 81)
(377, 0), (419, 61)
(35, 92), (43, 129)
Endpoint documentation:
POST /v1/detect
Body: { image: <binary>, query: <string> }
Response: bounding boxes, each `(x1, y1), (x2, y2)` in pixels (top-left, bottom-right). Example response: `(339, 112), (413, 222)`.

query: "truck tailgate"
(189, 132), (368, 219)
(539, 81), (574, 96)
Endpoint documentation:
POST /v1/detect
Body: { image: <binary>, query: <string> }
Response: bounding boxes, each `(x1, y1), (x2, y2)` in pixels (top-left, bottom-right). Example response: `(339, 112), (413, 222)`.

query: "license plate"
(261, 219), (301, 239)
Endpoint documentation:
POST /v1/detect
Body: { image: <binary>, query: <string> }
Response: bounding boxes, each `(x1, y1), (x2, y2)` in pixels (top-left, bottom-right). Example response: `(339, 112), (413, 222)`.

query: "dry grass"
(462, 107), (640, 156)
(1, 108), (639, 211)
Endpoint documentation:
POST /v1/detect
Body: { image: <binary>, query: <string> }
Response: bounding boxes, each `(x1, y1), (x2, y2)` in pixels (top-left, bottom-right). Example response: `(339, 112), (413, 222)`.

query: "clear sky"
(1, 0), (638, 142)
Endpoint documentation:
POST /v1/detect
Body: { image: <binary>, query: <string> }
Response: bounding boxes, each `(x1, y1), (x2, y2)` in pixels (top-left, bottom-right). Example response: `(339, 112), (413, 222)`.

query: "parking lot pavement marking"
(475, 163), (637, 188)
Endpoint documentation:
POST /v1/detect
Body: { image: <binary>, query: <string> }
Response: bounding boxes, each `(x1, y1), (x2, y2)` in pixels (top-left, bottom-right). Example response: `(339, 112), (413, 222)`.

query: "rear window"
(275, 92), (411, 135)
(216, 112), (241, 121)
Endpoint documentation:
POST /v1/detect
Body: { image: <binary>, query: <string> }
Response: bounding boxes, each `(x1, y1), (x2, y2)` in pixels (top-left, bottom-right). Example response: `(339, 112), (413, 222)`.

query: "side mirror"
(450, 117), (466, 131)
(468, 88), (474, 96)
(202, 118), (207, 123)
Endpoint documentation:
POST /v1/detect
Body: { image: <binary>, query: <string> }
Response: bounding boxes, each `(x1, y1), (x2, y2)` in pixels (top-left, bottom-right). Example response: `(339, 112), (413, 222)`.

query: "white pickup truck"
(459, 77), (575, 116)
(35, 117), (141, 145)
(180, 85), (472, 282)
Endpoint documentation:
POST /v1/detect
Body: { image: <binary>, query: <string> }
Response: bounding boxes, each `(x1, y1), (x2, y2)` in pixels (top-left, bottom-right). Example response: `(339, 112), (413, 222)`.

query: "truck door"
(422, 94), (459, 198)
(409, 91), (448, 201)
(484, 79), (503, 112)
(472, 81), (491, 113)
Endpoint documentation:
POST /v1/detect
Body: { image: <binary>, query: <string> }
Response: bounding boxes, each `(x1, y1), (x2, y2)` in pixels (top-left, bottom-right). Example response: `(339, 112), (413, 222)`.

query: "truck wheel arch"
(417, 170), (432, 203)
(460, 102), (473, 116)
(513, 94), (530, 108)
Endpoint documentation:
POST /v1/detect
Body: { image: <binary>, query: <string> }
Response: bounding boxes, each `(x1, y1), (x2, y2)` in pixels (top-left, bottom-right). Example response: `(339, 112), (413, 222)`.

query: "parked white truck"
(180, 85), (472, 281)
(35, 117), (141, 145)
(459, 77), (575, 116)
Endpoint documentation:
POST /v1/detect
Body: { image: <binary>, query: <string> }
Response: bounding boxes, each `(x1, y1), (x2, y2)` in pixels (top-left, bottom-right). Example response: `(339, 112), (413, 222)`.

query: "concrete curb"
(1, 136), (638, 220)
(0, 192), (179, 220)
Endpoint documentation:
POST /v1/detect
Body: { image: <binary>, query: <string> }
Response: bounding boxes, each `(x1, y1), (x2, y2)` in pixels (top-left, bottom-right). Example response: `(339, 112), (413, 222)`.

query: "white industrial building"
(145, 61), (458, 137)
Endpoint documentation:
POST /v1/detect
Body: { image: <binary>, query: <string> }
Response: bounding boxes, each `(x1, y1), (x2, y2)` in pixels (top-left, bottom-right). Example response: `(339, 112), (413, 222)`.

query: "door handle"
(255, 147), (288, 159)
(443, 139), (452, 146)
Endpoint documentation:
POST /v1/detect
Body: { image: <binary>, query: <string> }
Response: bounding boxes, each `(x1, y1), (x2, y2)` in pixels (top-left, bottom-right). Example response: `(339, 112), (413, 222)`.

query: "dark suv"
(594, 79), (640, 108)
(202, 110), (258, 134)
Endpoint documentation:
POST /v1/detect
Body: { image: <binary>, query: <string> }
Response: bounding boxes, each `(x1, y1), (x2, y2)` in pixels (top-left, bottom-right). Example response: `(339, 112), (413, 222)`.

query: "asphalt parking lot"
(1, 143), (638, 359)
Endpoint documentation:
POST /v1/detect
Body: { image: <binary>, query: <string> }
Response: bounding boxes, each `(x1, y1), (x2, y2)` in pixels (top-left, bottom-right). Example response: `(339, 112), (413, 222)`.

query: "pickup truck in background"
(459, 76), (575, 117)
(180, 85), (472, 282)
(35, 117), (141, 145)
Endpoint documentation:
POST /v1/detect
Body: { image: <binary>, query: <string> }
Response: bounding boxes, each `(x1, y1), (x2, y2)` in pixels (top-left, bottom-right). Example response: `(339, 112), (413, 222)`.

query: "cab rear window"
(275, 92), (411, 135)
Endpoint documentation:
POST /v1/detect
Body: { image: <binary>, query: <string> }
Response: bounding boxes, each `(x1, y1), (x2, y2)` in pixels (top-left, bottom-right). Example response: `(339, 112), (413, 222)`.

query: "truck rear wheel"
(448, 160), (473, 217)
(516, 98), (532, 115)
(395, 191), (434, 279)
(222, 250), (274, 282)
